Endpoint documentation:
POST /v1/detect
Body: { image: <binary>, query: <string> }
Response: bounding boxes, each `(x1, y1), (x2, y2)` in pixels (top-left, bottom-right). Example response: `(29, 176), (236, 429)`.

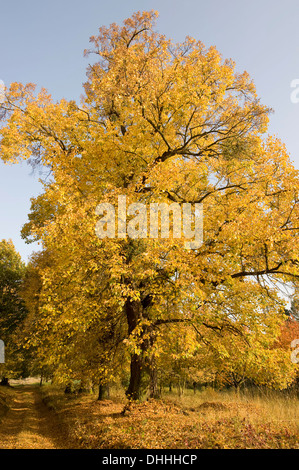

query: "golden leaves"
(1, 10), (299, 393)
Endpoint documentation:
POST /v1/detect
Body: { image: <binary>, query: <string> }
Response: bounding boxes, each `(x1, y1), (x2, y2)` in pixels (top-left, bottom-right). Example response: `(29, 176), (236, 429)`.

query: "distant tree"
(276, 313), (299, 350)
(0, 239), (28, 384)
(20, 249), (126, 393)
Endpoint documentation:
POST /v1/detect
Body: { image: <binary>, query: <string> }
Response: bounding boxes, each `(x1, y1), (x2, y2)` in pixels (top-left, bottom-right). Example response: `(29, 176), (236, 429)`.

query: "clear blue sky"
(1, 0), (299, 262)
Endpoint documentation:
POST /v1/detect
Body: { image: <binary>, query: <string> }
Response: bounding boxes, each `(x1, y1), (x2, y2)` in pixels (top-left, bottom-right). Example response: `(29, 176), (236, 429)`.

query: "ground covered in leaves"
(0, 384), (75, 449)
(0, 383), (297, 449)
(39, 385), (299, 449)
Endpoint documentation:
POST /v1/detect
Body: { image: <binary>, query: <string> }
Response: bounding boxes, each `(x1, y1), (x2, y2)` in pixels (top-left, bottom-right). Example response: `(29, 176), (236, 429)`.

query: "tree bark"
(98, 383), (105, 400)
(126, 353), (144, 400)
(64, 383), (72, 394)
(98, 381), (110, 400)
(149, 357), (160, 399)
(125, 298), (145, 401)
(0, 377), (9, 386)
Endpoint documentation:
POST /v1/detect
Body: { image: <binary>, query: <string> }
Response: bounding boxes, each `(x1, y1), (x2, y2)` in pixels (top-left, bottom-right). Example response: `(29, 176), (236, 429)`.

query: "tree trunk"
(125, 298), (145, 401)
(64, 383), (72, 394)
(98, 383), (105, 400)
(0, 377), (9, 386)
(98, 381), (110, 400)
(126, 353), (144, 400)
(149, 358), (159, 399)
(178, 378), (185, 397)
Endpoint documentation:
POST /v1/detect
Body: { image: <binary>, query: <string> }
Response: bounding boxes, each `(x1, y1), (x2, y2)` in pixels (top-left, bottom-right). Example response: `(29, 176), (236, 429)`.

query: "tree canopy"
(0, 11), (298, 399)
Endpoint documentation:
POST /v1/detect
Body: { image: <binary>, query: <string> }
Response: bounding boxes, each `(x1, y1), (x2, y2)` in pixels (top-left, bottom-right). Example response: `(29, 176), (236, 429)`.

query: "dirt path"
(0, 385), (72, 449)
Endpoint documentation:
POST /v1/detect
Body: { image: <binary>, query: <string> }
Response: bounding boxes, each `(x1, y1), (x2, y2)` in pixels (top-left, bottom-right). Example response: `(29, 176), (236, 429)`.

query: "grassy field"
(39, 385), (299, 449)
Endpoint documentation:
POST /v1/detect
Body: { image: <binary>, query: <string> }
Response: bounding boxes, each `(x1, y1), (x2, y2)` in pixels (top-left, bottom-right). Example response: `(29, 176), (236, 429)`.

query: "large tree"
(1, 11), (299, 399)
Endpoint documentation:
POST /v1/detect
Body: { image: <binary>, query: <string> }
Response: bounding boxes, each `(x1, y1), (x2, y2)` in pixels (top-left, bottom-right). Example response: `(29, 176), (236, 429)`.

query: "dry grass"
(39, 385), (299, 449)
(168, 387), (299, 427)
(0, 386), (15, 422)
